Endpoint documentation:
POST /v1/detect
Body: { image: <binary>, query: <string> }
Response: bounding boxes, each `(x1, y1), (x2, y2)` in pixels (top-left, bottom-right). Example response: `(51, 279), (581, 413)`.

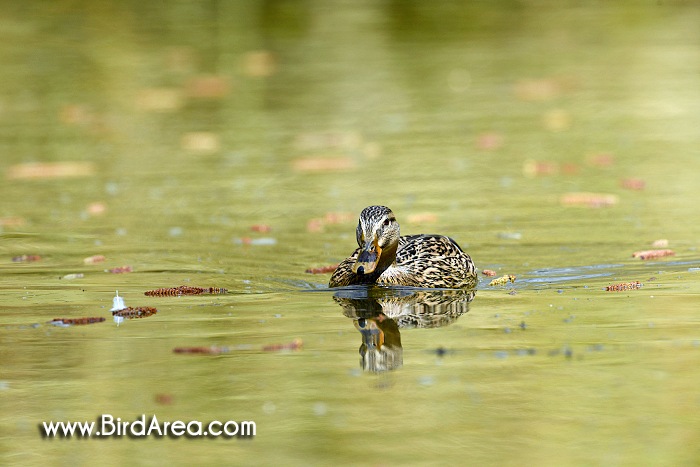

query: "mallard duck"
(329, 206), (477, 289)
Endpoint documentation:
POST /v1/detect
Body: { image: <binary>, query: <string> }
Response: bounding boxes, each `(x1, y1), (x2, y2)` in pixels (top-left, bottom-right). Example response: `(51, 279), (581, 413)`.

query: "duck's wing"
(384, 235), (476, 288)
(328, 247), (360, 287)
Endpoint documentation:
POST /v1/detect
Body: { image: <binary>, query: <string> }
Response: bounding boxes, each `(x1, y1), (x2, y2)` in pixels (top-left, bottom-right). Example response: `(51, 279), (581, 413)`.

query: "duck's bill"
(352, 244), (381, 275)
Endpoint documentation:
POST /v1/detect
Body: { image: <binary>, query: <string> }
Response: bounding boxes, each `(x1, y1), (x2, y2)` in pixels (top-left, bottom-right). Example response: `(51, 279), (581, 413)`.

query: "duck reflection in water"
(333, 287), (476, 373)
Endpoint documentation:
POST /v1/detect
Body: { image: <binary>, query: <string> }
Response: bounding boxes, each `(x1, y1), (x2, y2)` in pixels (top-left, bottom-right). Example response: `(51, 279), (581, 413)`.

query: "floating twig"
(144, 286), (228, 297)
(632, 249), (675, 260)
(482, 269), (497, 277)
(605, 281), (642, 292)
(49, 317), (106, 326)
(173, 346), (230, 355)
(112, 307), (158, 319)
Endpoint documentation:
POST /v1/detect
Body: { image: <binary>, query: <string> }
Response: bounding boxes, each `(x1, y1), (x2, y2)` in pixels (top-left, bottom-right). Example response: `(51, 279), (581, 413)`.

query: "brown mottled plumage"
(329, 206), (477, 289)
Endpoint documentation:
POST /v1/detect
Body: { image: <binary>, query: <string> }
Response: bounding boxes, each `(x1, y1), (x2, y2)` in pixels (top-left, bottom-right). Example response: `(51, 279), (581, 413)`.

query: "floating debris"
(185, 75), (231, 99)
(514, 78), (562, 101)
(234, 237), (277, 246)
(291, 157), (356, 173)
(543, 109), (571, 132)
(83, 255), (106, 265)
(262, 338), (303, 352)
(293, 131), (362, 151)
(523, 159), (558, 177)
(560, 192), (618, 208)
(85, 202), (107, 216)
(135, 87), (183, 112)
(181, 132), (220, 154)
(144, 286), (228, 297)
(0, 217), (26, 228)
(482, 269), (497, 277)
(242, 50), (277, 78)
(108, 266), (133, 274)
(489, 275), (516, 286)
(112, 307), (158, 319)
(251, 224), (271, 233)
(620, 178), (645, 190)
(173, 346), (230, 355)
(475, 132), (503, 151)
(12, 254), (41, 263)
(49, 317), (106, 326)
(155, 393), (174, 405)
(61, 273), (84, 280)
(498, 232), (522, 240)
(406, 213), (438, 224)
(305, 264), (338, 274)
(7, 162), (95, 180)
(605, 281), (642, 292)
(587, 153), (614, 167)
(307, 212), (354, 233)
(323, 212), (353, 224)
(632, 249), (675, 260)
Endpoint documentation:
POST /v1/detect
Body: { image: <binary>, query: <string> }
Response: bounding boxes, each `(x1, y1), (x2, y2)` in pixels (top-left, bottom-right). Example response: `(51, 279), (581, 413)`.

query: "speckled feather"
(329, 206), (477, 289)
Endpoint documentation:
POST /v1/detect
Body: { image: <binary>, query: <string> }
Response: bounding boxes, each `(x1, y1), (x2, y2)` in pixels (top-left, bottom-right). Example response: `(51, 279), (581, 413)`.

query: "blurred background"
(1, 1), (700, 465)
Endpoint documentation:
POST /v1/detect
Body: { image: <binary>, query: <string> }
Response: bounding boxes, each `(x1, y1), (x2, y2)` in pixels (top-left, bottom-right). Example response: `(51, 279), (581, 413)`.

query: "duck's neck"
(374, 242), (398, 276)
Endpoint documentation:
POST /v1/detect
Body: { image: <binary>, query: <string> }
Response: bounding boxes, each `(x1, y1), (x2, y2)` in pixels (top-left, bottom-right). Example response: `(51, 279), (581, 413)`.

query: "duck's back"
(380, 234), (476, 288)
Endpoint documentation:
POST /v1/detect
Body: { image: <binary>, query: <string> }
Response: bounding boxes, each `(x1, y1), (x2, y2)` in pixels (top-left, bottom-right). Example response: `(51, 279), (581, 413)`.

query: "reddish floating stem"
(173, 346), (229, 355)
(49, 317), (106, 326)
(605, 281), (642, 292)
(144, 286), (228, 296)
(112, 307), (158, 319)
(632, 249), (675, 260)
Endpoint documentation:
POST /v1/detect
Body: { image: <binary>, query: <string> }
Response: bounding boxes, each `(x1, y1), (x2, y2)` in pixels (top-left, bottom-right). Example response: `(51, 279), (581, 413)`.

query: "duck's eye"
(383, 218), (391, 226)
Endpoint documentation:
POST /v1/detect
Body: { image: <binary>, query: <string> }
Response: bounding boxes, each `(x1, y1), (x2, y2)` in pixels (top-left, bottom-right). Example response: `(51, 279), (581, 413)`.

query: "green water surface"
(1, 2), (700, 466)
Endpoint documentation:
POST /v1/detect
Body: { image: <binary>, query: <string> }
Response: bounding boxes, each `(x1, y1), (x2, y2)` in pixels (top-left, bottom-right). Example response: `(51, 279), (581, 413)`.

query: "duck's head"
(352, 205), (400, 275)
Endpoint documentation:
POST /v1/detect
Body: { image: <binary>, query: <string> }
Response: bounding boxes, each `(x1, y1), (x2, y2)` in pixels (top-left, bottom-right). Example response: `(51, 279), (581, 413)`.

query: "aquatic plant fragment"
(605, 281), (642, 292)
(144, 286), (228, 296)
(632, 249), (675, 260)
(49, 317), (106, 326)
(488, 275), (516, 286)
